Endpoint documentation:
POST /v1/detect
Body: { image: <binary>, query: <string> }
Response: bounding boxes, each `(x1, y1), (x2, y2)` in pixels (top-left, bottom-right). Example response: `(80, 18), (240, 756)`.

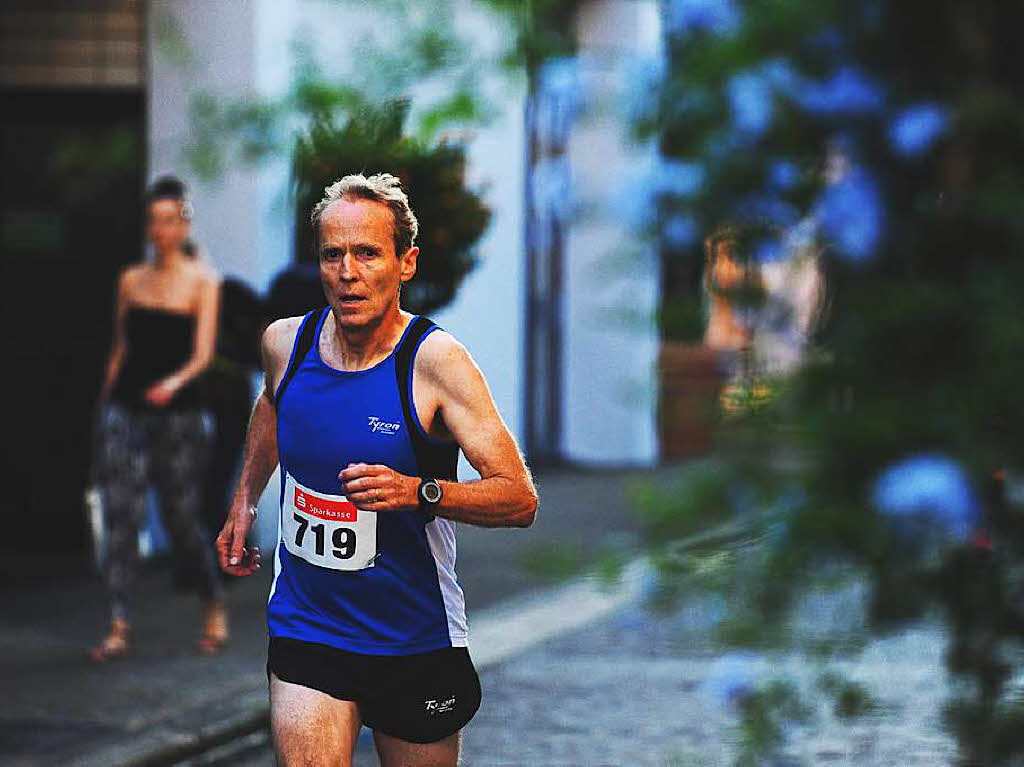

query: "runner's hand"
(339, 463), (418, 512)
(216, 503), (262, 576)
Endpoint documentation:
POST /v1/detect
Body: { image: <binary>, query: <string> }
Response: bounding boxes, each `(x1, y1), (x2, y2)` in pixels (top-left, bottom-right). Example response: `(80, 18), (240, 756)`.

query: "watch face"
(421, 480), (442, 504)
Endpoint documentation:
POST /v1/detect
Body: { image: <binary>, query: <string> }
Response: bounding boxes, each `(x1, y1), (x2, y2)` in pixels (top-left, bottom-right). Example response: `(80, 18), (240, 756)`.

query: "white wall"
(431, 15), (527, 472)
(148, 0), (295, 293)
(559, 0), (661, 465)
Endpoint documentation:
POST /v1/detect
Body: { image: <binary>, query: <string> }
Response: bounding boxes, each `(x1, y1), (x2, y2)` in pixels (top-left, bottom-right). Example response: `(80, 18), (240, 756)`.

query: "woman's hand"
(143, 375), (183, 407)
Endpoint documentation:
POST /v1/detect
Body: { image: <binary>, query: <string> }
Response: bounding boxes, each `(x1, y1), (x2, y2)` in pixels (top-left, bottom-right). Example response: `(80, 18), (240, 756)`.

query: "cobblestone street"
(457, 599), (955, 766)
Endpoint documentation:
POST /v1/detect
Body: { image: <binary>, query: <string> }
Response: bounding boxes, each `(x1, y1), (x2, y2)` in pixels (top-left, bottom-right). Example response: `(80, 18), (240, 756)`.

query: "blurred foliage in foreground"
(630, 0), (1024, 763)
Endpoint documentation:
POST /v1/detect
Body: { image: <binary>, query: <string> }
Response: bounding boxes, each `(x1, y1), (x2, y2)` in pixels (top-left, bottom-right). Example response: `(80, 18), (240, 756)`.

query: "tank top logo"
(368, 416), (401, 435)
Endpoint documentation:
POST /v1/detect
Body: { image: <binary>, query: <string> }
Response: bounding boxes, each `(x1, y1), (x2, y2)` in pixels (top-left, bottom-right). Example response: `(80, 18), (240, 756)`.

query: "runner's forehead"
(319, 198), (394, 247)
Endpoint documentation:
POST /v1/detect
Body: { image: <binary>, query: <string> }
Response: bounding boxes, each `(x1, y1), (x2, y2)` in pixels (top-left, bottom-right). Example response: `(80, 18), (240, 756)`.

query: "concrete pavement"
(0, 467), (662, 766)
(1, 465), (959, 765)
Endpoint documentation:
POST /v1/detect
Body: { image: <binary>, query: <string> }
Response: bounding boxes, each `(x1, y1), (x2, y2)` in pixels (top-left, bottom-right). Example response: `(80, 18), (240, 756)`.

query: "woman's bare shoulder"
(117, 263), (148, 295)
(183, 257), (220, 287)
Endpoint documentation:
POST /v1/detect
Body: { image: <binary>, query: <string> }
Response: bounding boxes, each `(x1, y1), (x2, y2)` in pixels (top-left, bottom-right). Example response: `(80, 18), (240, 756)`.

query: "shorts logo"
(424, 695), (456, 715)
(368, 416), (401, 435)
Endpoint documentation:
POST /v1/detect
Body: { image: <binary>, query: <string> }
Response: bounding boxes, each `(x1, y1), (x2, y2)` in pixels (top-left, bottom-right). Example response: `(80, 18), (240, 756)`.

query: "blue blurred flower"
(794, 66), (885, 115)
(769, 160), (800, 190)
(754, 238), (784, 264)
(664, 0), (741, 38)
(625, 56), (666, 125)
(888, 103), (949, 157)
(781, 217), (817, 253)
(663, 214), (700, 248)
(703, 650), (762, 706)
(873, 455), (979, 540)
(814, 166), (884, 262)
(618, 161), (705, 229)
(761, 57), (799, 92)
(655, 159), (706, 198)
(736, 193), (800, 228)
(728, 70), (774, 137)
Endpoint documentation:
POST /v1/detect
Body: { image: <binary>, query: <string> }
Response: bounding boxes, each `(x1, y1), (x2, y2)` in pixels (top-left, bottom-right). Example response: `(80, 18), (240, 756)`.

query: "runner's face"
(147, 199), (190, 255)
(318, 198), (418, 329)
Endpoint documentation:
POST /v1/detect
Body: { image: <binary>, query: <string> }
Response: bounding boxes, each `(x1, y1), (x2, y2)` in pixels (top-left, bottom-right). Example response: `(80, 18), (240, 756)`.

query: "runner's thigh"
(269, 672), (362, 767)
(373, 729), (461, 767)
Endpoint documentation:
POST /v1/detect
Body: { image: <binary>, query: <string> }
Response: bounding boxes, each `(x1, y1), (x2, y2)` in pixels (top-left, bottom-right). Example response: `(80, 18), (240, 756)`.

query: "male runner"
(216, 172), (538, 766)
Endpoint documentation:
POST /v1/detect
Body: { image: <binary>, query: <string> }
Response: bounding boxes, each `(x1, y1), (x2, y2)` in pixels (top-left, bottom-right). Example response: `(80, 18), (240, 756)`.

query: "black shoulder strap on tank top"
(395, 316), (459, 481)
(274, 307), (326, 408)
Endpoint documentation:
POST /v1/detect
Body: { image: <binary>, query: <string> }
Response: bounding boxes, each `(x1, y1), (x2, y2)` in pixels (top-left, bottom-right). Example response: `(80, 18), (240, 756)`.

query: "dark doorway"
(1, 89), (144, 554)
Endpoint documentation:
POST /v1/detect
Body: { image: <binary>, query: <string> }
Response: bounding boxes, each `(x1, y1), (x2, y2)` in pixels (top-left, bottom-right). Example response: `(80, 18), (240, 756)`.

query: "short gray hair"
(310, 173), (419, 256)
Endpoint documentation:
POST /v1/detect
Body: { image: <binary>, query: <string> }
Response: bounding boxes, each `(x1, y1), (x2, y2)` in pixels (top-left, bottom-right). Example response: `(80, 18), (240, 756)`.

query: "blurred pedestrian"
(702, 226), (767, 414)
(755, 224), (826, 376)
(703, 225), (759, 365)
(90, 175), (228, 660)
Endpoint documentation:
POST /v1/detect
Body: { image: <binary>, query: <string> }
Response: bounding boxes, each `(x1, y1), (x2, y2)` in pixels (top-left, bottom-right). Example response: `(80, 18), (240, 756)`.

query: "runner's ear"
(399, 246), (419, 283)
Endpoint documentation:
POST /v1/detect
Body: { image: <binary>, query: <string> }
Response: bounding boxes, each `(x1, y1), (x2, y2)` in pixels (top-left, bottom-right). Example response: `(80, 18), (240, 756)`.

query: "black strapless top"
(111, 306), (203, 411)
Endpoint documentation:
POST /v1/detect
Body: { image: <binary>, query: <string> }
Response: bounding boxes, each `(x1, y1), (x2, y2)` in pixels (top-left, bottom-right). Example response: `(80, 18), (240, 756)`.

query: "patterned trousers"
(96, 403), (224, 620)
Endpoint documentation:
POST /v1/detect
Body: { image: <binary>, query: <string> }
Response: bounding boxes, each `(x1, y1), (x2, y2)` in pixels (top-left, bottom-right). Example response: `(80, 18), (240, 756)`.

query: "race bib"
(282, 472), (377, 570)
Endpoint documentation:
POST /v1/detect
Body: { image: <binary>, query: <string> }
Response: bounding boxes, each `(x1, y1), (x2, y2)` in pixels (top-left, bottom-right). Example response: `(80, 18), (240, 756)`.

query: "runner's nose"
(339, 250), (359, 280)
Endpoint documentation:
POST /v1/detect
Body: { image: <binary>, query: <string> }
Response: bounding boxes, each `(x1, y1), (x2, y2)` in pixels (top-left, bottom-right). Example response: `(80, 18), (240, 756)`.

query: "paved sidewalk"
(223, 571), (958, 766)
(0, 467), (661, 766)
(2, 463), (959, 765)
(457, 597), (956, 765)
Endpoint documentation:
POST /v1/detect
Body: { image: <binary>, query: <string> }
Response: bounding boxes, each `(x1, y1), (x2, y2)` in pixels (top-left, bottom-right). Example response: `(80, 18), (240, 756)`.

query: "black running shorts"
(267, 636), (482, 744)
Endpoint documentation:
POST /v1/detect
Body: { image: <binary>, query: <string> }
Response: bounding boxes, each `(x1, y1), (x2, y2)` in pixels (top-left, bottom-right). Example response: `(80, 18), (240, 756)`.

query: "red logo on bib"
(294, 488), (357, 521)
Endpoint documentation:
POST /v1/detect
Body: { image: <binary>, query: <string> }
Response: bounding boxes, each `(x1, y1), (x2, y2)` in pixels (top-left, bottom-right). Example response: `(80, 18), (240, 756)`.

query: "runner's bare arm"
(341, 332), (538, 527)
(216, 317), (300, 573)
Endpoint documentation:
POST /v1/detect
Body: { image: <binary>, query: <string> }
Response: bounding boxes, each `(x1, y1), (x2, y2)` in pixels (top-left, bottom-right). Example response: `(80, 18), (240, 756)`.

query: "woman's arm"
(145, 269), (221, 407)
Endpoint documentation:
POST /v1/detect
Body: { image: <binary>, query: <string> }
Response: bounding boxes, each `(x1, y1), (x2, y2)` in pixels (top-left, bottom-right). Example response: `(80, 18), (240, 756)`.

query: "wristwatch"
(417, 477), (443, 511)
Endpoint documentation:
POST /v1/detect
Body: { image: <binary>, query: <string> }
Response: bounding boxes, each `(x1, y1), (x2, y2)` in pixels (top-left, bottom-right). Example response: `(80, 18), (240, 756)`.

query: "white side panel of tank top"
(424, 517), (468, 645)
(268, 504), (283, 603)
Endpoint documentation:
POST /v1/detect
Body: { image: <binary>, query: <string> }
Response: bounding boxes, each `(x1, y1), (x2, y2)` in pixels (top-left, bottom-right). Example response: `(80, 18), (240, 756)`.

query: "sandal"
(89, 618), (131, 662)
(198, 603), (229, 655)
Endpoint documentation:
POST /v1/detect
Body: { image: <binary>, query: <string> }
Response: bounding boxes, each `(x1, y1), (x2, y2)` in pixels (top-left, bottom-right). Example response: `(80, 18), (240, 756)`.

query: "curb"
(71, 690), (269, 767)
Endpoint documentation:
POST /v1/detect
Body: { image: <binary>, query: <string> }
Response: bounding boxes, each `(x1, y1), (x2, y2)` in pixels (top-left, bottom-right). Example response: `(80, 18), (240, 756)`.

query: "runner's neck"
(325, 307), (411, 371)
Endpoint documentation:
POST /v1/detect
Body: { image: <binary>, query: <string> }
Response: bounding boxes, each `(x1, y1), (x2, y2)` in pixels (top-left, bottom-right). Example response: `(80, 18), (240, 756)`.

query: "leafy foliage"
(291, 101), (491, 315)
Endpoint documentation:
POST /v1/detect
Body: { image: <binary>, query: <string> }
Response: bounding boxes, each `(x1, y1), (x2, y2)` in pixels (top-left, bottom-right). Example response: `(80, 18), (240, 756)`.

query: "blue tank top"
(268, 308), (465, 655)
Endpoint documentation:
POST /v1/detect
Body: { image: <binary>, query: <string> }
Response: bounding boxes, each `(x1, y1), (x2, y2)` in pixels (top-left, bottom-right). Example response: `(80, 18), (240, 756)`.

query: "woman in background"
(703, 226), (759, 362)
(91, 176), (227, 660)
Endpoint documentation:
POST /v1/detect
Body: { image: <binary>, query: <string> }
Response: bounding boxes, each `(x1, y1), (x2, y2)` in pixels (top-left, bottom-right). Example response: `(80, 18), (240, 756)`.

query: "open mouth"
(339, 296), (366, 304)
